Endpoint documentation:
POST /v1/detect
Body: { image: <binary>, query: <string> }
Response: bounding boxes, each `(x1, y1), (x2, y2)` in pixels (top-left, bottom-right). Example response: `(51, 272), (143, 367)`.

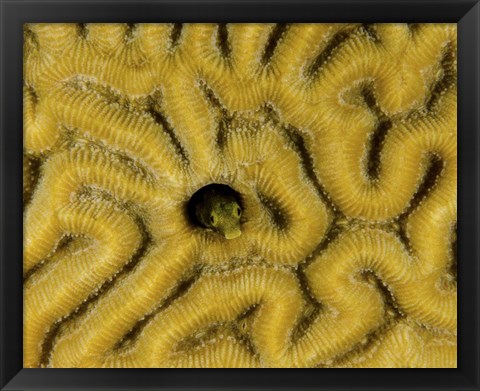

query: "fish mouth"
(224, 229), (241, 240)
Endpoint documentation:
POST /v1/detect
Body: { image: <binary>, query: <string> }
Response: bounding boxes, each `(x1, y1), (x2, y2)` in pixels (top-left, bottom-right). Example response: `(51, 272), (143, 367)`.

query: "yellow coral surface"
(23, 23), (457, 368)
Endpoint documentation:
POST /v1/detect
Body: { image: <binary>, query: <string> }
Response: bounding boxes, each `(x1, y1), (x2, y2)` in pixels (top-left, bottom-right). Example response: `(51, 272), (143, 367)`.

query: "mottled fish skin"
(194, 188), (242, 239)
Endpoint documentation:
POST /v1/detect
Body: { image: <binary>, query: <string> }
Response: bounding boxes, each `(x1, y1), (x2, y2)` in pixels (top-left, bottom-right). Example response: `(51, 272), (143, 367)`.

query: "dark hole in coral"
(187, 184), (243, 228)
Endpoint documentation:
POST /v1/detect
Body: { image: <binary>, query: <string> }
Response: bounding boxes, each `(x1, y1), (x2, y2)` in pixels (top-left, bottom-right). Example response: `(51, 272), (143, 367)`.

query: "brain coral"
(23, 23), (457, 368)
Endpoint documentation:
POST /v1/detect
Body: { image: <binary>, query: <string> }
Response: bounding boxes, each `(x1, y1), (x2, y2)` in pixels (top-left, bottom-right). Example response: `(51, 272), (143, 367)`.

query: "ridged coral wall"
(23, 23), (457, 368)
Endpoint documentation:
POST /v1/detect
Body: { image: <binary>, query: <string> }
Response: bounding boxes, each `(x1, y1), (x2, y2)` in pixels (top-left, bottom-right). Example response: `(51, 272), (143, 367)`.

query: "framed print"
(1, 0), (479, 390)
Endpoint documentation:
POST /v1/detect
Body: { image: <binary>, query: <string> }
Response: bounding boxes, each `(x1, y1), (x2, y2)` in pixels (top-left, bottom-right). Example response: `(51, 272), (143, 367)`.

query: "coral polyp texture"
(23, 23), (457, 368)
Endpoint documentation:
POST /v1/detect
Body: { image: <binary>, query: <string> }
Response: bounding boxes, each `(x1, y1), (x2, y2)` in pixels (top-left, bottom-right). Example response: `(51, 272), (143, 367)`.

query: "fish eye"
(210, 214), (216, 224)
(236, 207), (241, 216)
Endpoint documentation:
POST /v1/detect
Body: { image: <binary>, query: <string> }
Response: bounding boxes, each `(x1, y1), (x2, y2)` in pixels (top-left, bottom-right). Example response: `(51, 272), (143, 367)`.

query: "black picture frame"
(1, 0), (479, 390)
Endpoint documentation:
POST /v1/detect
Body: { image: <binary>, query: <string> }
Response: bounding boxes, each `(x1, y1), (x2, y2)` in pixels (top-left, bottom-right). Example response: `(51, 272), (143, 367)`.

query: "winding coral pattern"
(23, 23), (457, 368)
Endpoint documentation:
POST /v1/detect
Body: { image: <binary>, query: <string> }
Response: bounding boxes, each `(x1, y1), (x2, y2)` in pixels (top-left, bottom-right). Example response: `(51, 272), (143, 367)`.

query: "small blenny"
(191, 184), (242, 239)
